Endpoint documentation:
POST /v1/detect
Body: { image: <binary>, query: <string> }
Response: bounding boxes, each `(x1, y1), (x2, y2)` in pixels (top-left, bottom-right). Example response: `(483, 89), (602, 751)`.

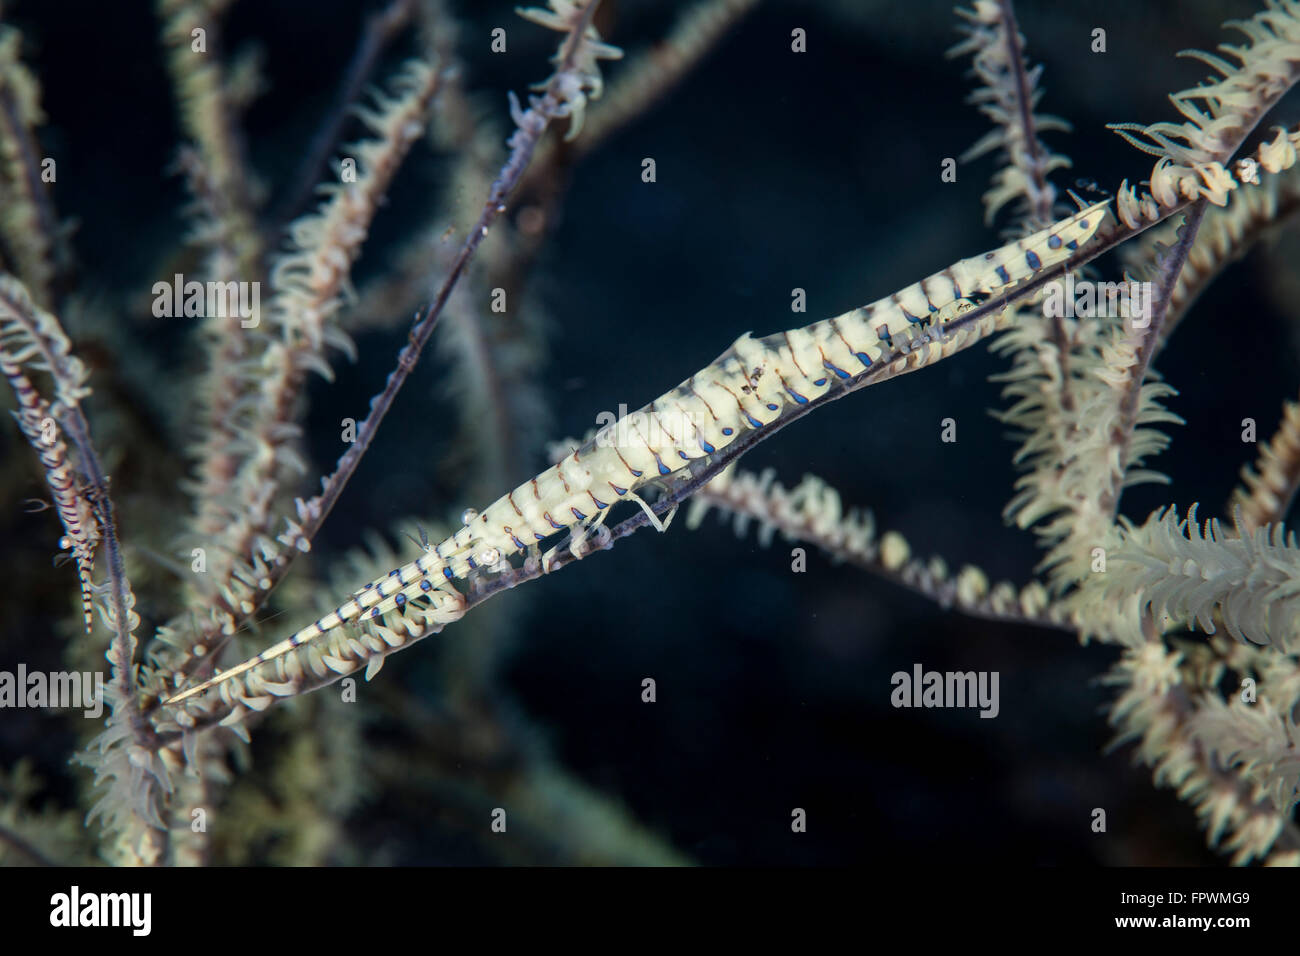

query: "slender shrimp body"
(165, 199), (1109, 706)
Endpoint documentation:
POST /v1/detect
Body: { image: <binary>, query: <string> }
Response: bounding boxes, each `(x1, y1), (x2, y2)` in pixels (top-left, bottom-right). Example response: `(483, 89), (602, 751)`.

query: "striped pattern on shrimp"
(2, 358), (99, 632)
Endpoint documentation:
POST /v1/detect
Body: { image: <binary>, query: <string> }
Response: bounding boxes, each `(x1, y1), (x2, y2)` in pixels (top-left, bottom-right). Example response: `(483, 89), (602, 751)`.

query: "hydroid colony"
(2, 0), (1300, 865)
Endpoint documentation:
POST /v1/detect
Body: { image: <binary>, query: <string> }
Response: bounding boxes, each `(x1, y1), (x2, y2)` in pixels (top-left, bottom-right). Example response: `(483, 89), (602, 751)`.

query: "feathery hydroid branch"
(1105, 643), (1300, 865)
(995, 119), (1300, 597)
(522, 0), (755, 191)
(162, 0), (272, 627)
(686, 465), (1070, 632)
(156, 0), (262, 276)
(993, 0), (1300, 608)
(1107, 505), (1300, 651)
(1232, 393), (1300, 533)
(950, 0), (1070, 231)
(1102, 201), (1207, 520)
(175, 60), (441, 674)
(1109, 0), (1300, 172)
(1094, 0), (1300, 523)
(178, 145), (264, 548)
(952, 0), (1078, 428)
(0, 26), (60, 308)
(269, 0), (416, 229)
